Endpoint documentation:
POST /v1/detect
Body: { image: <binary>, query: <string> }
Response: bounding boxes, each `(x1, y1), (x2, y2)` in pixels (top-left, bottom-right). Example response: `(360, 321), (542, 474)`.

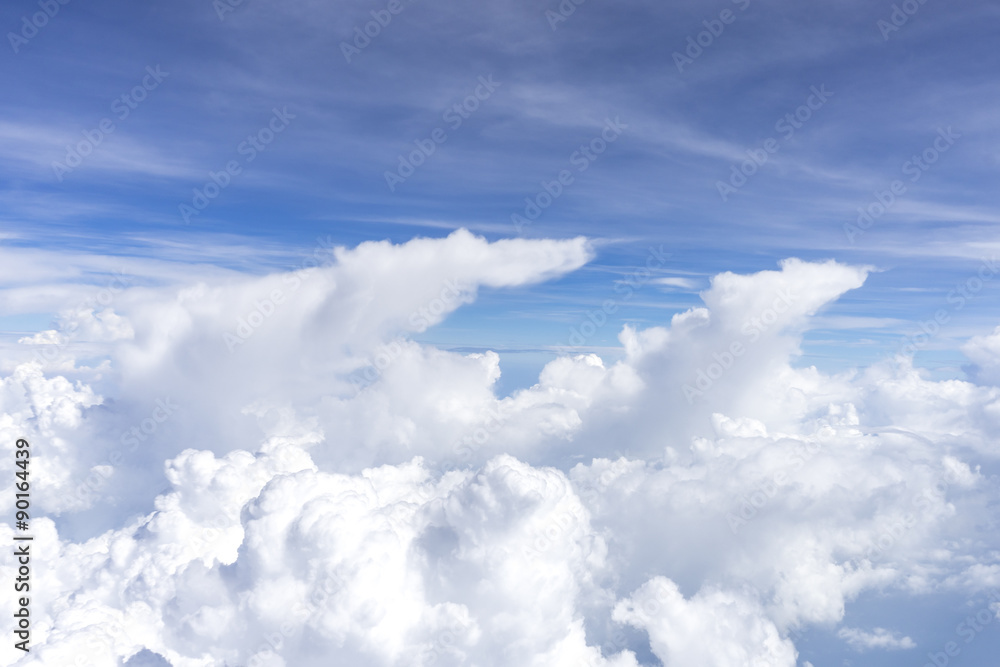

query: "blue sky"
(4, 4), (1000, 665)
(1, 0), (999, 386)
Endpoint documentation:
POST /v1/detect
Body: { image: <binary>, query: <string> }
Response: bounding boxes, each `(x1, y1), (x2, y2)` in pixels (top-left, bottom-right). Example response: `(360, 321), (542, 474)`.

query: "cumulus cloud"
(57, 306), (135, 343)
(962, 325), (1000, 385)
(16, 331), (64, 346)
(613, 578), (797, 667)
(2, 233), (1000, 666)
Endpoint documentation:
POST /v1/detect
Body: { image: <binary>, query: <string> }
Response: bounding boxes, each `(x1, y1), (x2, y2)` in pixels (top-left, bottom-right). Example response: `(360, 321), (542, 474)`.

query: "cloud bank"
(2, 230), (999, 666)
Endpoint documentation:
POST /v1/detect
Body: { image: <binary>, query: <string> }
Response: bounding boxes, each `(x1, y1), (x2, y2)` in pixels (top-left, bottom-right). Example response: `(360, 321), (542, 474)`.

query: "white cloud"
(651, 276), (699, 290)
(836, 626), (916, 651)
(614, 579), (797, 667)
(17, 330), (64, 345)
(2, 235), (1000, 666)
(962, 324), (1000, 384)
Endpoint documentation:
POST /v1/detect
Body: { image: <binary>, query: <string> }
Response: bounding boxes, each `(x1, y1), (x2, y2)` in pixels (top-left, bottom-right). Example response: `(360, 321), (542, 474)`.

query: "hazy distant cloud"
(837, 627), (916, 651)
(651, 276), (698, 290)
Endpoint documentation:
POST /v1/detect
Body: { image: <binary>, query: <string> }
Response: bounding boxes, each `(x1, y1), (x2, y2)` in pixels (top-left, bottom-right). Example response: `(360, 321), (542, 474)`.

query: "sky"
(1, 0), (999, 381)
(1, 1), (1000, 666)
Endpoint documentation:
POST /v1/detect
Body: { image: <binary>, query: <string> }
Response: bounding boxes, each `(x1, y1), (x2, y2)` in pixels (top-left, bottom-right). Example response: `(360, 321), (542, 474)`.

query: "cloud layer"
(2, 231), (1000, 666)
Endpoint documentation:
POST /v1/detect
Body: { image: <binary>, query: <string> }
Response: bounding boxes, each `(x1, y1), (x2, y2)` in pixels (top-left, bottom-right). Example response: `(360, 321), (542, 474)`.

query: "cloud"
(962, 325), (1000, 385)
(2, 238), (1000, 665)
(614, 578), (797, 667)
(651, 277), (699, 290)
(17, 330), (65, 346)
(836, 626), (916, 651)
